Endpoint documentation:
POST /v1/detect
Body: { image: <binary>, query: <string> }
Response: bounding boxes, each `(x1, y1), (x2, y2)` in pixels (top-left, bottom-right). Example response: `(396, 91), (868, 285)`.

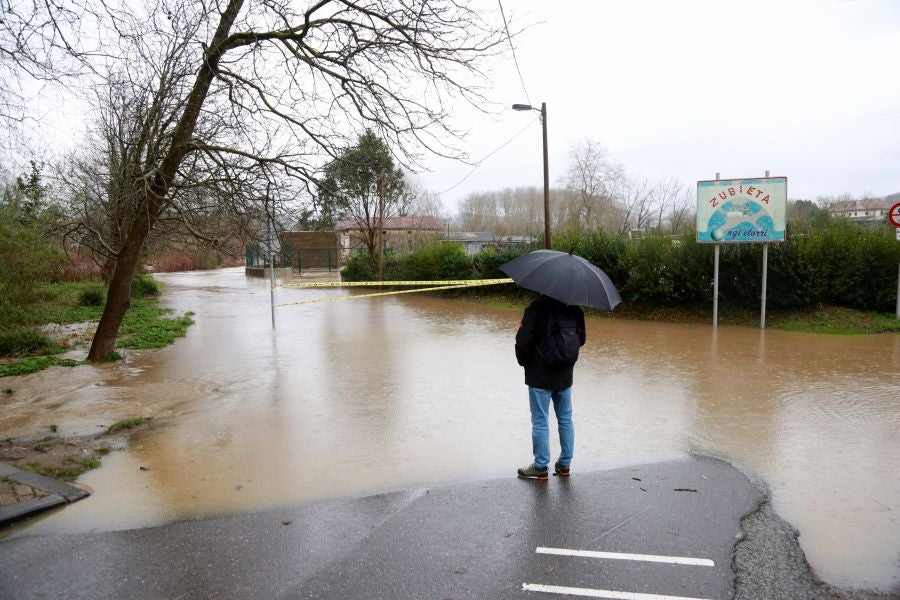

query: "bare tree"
(619, 176), (654, 235)
(498, 187), (535, 236)
(653, 176), (694, 233)
(456, 186), (546, 237)
(458, 190), (501, 233)
(669, 180), (695, 234)
(406, 176), (448, 223)
(560, 139), (624, 231)
(3, 0), (508, 360)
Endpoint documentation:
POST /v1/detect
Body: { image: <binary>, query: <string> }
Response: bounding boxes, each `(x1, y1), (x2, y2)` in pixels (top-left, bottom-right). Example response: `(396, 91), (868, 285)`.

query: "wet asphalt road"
(0, 456), (856, 600)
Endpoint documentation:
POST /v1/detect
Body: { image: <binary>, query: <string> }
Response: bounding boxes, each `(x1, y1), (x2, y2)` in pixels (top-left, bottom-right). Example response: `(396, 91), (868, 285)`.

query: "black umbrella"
(499, 249), (622, 310)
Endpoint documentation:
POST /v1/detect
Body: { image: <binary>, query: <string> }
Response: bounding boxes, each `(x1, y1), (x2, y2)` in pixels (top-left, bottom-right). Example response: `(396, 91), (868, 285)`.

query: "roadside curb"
(0, 462), (90, 526)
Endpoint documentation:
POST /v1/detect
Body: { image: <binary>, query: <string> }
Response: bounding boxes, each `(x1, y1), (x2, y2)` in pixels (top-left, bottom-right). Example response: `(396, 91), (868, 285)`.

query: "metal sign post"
(889, 202), (900, 319)
(697, 172), (786, 329)
(713, 174), (720, 329)
(761, 243), (769, 328)
(760, 170), (770, 329)
(713, 243), (720, 328)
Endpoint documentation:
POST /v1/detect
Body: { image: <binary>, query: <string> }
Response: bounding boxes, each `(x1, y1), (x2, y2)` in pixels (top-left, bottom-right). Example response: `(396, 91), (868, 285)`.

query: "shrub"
(78, 286), (106, 307)
(793, 221), (899, 311)
(399, 242), (473, 281)
(621, 234), (677, 304)
(436, 248), (475, 279)
(474, 246), (527, 279)
(765, 229), (814, 310)
(341, 252), (376, 282)
(131, 274), (161, 298)
(0, 207), (64, 306)
(0, 327), (56, 357)
(553, 229), (628, 288)
(716, 243), (765, 309)
(668, 230), (714, 305)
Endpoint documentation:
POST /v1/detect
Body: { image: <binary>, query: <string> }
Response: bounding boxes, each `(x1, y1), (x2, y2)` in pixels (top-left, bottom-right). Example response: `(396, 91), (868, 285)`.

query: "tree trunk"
(87, 212), (151, 359)
(86, 0), (245, 361)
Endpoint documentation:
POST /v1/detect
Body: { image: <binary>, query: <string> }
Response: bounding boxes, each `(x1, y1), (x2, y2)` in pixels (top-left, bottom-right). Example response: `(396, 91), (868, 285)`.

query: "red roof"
(336, 216), (444, 231)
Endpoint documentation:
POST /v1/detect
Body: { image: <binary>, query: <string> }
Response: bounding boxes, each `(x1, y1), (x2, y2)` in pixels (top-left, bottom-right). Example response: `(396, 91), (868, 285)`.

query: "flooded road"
(2, 267), (898, 592)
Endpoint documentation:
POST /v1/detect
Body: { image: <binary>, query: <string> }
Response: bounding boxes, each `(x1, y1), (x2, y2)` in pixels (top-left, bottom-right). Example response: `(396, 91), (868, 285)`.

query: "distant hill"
(885, 192), (900, 204)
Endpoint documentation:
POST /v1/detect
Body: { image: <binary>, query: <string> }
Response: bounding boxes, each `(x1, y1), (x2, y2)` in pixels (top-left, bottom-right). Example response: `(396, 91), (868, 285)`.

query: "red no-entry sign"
(890, 202), (900, 228)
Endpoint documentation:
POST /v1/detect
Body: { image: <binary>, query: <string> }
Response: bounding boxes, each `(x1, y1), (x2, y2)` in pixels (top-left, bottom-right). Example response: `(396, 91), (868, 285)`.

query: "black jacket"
(515, 296), (586, 390)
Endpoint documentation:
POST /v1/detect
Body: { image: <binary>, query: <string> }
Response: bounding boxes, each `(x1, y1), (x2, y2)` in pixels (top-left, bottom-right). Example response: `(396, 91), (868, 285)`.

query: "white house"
(826, 199), (891, 223)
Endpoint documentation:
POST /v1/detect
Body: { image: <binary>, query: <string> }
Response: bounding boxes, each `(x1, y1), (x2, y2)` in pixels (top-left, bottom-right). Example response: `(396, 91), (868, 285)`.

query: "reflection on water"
(1, 267), (898, 591)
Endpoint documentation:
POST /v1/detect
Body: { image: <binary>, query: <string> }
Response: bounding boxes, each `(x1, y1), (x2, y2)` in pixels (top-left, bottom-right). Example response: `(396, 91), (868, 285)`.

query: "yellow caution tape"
(281, 278), (514, 289)
(276, 283), (485, 306)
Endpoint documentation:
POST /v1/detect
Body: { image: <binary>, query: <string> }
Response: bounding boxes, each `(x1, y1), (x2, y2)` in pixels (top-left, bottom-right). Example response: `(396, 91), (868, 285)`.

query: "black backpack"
(538, 308), (581, 367)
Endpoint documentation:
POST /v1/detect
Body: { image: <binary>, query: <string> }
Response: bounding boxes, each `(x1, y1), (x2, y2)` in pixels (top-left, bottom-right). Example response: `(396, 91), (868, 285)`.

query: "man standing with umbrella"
(500, 250), (622, 480)
(514, 295), (585, 480)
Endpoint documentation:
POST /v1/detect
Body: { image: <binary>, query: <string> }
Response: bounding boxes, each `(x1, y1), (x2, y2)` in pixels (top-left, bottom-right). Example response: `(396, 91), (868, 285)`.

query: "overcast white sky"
(11, 0), (899, 215)
(419, 0), (900, 213)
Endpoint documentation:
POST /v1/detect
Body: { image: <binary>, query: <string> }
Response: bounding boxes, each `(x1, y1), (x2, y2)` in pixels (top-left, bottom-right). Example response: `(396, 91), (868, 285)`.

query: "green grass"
(0, 356), (81, 377)
(118, 307), (194, 349)
(1, 279), (172, 331)
(107, 417), (150, 433)
(0, 278), (193, 377)
(770, 306), (900, 335)
(0, 327), (59, 356)
(20, 458), (101, 482)
(81, 458), (101, 470)
(3, 281), (108, 327)
(463, 292), (900, 335)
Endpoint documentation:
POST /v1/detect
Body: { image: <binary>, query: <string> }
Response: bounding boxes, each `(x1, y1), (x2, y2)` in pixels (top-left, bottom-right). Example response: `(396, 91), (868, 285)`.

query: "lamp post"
(512, 102), (551, 249)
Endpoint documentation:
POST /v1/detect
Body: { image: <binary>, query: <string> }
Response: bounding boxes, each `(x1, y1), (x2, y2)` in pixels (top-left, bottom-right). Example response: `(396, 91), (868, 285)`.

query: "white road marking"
(522, 582), (714, 600)
(535, 547), (715, 567)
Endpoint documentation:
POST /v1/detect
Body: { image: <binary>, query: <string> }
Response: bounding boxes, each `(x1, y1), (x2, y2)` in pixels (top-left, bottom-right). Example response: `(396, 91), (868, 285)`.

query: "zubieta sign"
(696, 176), (787, 243)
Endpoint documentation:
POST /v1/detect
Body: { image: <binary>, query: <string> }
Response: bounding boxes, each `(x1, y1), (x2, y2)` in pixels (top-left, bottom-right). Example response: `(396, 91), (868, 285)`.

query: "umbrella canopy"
(499, 249), (622, 310)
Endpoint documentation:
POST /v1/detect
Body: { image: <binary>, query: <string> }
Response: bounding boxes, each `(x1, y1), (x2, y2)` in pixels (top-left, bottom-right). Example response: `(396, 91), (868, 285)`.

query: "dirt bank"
(0, 418), (155, 483)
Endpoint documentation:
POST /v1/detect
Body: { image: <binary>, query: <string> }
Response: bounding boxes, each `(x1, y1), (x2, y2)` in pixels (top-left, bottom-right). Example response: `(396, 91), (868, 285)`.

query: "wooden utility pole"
(377, 173), (385, 282)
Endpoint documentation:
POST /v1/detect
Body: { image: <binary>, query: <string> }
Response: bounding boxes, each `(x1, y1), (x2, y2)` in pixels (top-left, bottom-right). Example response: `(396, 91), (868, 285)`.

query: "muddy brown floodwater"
(1, 267), (898, 592)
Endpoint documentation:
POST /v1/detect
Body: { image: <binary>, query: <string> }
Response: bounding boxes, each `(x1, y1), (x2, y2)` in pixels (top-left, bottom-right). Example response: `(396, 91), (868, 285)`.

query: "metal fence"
(245, 243), (294, 268)
(297, 248), (343, 271)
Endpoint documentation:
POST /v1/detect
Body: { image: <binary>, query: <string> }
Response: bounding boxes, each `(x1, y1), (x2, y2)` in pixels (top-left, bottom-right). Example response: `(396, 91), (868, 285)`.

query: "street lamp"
(512, 102), (550, 249)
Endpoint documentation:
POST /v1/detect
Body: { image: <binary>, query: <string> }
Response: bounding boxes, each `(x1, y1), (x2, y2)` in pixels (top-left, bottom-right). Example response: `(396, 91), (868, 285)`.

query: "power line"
(615, 106), (900, 161)
(498, 0), (530, 106)
(438, 118), (538, 195)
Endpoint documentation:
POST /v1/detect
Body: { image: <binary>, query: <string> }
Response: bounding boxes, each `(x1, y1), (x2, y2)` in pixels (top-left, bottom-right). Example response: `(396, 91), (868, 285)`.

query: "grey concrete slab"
(0, 495), (66, 526)
(0, 456), (859, 600)
(0, 464), (20, 478)
(6, 471), (89, 502)
(290, 455), (763, 600)
(0, 488), (426, 600)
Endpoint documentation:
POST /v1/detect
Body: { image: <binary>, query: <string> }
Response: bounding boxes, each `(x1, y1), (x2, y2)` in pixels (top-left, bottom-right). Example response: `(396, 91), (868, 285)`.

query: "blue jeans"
(528, 386), (574, 470)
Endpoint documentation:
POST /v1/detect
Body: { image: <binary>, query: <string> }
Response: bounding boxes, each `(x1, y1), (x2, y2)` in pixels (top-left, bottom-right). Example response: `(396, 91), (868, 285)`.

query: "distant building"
(826, 199), (891, 223)
(336, 216), (444, 259)
(441, 231), (538, 255)
(280, 231), (340, 271)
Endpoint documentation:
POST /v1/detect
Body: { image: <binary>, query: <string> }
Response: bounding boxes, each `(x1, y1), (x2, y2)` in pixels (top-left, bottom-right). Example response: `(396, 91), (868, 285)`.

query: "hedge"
(341, 222), (900, 312)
